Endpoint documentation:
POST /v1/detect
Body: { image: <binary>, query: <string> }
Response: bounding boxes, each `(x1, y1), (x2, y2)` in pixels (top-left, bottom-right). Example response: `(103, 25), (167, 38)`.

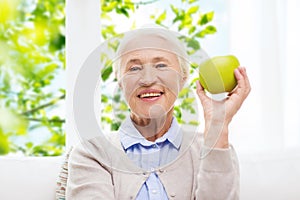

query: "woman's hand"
(196, 66), (251, 148)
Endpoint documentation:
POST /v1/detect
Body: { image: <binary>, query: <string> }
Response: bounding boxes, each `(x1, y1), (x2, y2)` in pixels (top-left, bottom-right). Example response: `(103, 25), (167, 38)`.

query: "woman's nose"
(139, 66), (158, 86)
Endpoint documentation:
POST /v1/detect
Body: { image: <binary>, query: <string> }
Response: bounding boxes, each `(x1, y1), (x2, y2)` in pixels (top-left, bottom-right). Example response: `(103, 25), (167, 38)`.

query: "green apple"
(199, 55), (240, 94)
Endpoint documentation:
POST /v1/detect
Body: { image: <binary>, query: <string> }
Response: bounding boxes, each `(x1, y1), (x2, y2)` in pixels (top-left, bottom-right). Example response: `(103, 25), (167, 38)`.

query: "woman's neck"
(130, 108), (174, 142)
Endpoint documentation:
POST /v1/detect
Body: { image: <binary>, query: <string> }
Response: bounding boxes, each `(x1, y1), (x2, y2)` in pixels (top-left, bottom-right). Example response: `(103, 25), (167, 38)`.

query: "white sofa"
(0, 151), (300, 200)
(0, 156), (64, 200)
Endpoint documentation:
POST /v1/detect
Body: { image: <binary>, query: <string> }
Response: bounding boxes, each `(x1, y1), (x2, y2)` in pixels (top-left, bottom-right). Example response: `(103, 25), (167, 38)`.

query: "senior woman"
(66, 28), (251, 200)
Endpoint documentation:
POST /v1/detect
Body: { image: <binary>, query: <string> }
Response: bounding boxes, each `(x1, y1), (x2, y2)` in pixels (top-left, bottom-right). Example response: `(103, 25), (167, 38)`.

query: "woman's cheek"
(120, 75), (139, 102)
(157, 70), (182, 97)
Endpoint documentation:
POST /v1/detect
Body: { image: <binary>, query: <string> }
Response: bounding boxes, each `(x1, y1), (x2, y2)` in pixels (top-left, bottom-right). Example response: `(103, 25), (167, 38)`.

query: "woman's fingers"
(233, 67), (251, 98)
(196, 80), (209, 103)
(196, 67), (251, 123)
(239, 67), (251, 95)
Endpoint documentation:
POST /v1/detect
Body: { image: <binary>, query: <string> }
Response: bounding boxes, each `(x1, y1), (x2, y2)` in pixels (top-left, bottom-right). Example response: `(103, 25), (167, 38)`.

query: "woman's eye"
(129, 65), (142, 71)
(155, 63), (167, 68)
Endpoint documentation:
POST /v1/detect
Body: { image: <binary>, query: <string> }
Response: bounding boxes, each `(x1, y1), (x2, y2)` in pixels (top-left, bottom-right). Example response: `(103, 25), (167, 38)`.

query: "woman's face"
(118, 49), (186, 119)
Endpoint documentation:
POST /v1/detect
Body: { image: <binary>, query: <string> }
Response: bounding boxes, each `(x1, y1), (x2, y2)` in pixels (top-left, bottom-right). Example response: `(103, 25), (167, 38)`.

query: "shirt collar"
(119, 117), (182, 150)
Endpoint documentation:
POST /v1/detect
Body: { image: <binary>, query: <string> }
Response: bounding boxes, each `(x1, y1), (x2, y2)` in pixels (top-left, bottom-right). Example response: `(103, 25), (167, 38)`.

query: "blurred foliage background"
(0, 0), (216, 156)
(0, 0), (65, 156)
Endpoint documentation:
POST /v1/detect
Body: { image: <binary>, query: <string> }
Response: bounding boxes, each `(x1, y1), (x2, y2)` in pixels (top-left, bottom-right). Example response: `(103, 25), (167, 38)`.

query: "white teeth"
(140, 93), (161, 98)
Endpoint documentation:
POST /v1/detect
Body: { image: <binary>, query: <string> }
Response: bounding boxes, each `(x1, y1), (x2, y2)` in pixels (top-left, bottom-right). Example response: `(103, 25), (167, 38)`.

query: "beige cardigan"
(66, 130), (239, 200)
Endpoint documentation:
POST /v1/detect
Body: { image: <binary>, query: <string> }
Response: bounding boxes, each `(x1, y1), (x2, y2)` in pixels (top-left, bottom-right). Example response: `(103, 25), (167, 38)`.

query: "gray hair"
(113, 27), (190, 80)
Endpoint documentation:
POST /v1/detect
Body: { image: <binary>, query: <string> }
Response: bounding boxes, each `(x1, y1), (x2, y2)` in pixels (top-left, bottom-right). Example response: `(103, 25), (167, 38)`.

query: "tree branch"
(26, 117), (65, 123)
(125, 0), (159, 6)
(21, 94), (65, 116)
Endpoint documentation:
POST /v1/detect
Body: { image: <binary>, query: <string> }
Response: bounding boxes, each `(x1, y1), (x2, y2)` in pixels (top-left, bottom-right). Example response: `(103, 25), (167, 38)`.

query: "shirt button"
(150, 167), (155, 172)
(152, 189), (157, 194)
(152, 144), (157, 148)
(170, 193), (176, 197)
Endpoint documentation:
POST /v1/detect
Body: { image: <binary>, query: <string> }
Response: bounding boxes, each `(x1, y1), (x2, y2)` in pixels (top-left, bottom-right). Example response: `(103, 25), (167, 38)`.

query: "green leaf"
(191, 77), (200, 85)
(102, 2), (118, 12)
(190, 62), (198, 69)
(102, 116), (112, 124)
(101, 94), (109, 103)
(25, 142), (33, 149)
(113, 93), (121, 102)
(50, 33), (65, 51)
(111, 121), (121, 131)
(189, 120), (199, 126)
(101, 12), (112, 21)
(187, 6), (199, 15)
(198, 11), (214, 25)
(101, 65), (113, 81)
(117, 113), (126, 120)
(50, 116), (64, 127)
(188, 26), (196, 34)
(116, 7), (129, 18)
(173, 15), (183, 23)
(59, 88), (66, 95)
(170, 4), (179, 15)
(174, 106), (182, 119)
(195, 25), (217, 38)
(183, 97), (195, 104)
(31, 145), (49, 156)
(150, 14), (156, 19)
(119, 101), (128, 111)
(206, 25), (217, 33)
(179, 88), (190, 98)
(155, 10), (167, 25)
(38, 63), (57, 78)
(182, 14), (192, 26)
(187, 38), (200, 50)
(104, 105), (113, 113)
(49, 132), (65, 145)
(0, 130), (10, 155)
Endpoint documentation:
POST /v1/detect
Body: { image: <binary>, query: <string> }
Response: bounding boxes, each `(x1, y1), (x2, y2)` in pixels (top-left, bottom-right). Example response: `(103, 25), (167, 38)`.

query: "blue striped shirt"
(119, 117), (182, 200)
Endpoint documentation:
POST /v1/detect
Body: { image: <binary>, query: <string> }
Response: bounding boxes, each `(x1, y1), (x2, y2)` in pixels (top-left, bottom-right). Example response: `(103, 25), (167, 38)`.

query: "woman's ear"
(118, 80), (123, 90)
(180, 74), (188, 88)
(183, 75), (187, 83)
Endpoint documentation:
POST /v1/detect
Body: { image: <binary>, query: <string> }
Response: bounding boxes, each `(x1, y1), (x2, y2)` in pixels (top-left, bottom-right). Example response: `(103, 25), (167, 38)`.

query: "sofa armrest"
(0, 156), (64, 200)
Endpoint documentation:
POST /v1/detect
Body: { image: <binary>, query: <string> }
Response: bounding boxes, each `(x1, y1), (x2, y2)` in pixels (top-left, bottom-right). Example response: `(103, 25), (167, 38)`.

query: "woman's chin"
(133, 112), (164, 120)
(142, 105), (168, 119)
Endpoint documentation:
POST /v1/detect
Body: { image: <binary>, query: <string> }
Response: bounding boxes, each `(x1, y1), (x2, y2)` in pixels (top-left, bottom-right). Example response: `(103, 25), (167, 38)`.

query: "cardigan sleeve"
(66, 144), (115, 200)
(195, 145), (240, 200)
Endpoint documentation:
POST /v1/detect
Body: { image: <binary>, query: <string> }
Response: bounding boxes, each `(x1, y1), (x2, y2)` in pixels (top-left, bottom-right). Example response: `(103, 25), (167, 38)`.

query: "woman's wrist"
(204, 120), (230, 149)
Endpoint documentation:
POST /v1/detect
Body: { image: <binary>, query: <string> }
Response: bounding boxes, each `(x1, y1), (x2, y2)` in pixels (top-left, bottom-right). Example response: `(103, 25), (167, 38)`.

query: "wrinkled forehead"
(120, 48), (179, 66)
(117, 28), (187, 59)
(119, 35), (177, 55)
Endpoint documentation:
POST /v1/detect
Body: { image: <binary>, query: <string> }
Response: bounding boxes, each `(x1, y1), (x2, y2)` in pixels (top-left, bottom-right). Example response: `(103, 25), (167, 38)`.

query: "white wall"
(66, 0), (101, 147)
(229, 0), (300, 198)
(228, 0), (300, 152)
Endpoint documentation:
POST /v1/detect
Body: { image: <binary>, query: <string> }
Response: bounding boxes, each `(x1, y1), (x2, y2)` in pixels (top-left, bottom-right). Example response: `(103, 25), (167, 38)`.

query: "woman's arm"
(66, 144), (115, 199)
(195, 146), (240, 200)
(195, 66), (250, 199)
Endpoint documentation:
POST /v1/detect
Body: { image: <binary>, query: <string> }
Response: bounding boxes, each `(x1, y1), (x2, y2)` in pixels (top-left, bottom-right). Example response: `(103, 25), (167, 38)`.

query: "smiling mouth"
(138, 92), (164, 99)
